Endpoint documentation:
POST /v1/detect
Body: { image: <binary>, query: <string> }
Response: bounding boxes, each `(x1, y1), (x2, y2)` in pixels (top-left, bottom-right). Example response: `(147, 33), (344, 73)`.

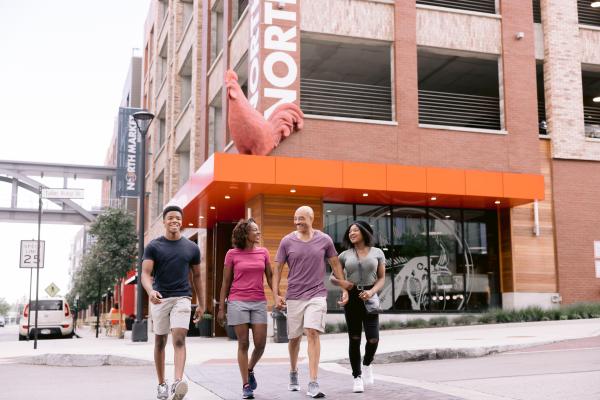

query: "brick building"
(137, 0), (600, 333)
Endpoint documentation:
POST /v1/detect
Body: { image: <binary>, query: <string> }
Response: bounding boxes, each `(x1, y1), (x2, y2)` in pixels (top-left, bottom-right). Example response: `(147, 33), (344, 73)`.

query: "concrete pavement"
(1, 319), (599, 399)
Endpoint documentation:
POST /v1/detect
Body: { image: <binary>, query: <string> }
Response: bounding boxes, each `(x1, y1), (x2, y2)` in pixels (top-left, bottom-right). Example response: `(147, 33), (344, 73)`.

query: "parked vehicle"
(0, 316), (5, 327)
(19, 298), (74, 340)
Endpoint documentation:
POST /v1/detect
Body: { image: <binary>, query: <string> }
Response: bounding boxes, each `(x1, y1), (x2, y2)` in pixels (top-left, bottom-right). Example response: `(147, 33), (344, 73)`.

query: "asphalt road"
(369, 335), (600, 400)
(1, 332), (599, 400)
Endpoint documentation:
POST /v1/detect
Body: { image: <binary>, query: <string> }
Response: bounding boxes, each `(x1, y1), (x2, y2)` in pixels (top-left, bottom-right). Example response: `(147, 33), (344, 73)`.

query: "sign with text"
(42, 188), (84, 199)
(248, 0), (300, 119)
(116, 107), (142, 198)
(19, 240), (45, 269)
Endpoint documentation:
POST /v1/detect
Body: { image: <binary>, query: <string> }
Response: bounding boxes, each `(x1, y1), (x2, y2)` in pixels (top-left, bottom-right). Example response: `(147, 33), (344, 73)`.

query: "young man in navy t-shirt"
(142, 205), (203, 400)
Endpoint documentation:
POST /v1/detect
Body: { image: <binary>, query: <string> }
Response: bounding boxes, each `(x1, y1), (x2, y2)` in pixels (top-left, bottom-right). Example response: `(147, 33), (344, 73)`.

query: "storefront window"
(463, 210), (501, 310)
(356, 205), (394, 310)
(390, 207), (428, 311)
(428, 208), (464, 311)
(323, 203), (353, 310)
(323, 202), (501, 313)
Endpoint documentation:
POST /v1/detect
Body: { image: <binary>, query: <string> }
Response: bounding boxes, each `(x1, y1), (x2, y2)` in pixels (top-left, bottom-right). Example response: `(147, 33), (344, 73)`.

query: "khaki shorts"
(286, 296), (327, 339)
(151, 296), (191, 335)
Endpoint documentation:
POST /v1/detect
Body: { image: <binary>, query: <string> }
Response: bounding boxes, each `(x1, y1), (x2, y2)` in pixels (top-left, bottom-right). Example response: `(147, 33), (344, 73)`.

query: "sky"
(0, 1), (151, 305)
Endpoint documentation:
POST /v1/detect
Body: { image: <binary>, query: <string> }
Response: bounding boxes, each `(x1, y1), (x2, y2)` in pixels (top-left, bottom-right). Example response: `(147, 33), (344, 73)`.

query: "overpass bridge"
(0, 160), (117, 224)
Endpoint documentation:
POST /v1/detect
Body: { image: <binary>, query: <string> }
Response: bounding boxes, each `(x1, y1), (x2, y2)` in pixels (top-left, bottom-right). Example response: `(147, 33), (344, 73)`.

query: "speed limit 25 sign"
(20, 240), (45, 269)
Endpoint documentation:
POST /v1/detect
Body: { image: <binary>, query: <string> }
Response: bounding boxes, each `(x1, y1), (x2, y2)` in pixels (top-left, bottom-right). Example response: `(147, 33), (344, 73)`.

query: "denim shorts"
(226, 300), (268, 326)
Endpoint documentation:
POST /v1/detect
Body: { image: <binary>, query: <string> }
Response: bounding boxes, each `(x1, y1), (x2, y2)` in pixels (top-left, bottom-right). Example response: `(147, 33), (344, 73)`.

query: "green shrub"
(478, 312), (497, 324)
(405, 318), (428, 329)
(452, 315), (478, 326)
(380, 320), (406, 330)
(428, 316), (449, 327)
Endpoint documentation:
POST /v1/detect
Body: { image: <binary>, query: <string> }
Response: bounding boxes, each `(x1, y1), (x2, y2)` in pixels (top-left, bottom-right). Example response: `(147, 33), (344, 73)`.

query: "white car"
(19, 298), (74, 340)
(0, 316), (5, 327)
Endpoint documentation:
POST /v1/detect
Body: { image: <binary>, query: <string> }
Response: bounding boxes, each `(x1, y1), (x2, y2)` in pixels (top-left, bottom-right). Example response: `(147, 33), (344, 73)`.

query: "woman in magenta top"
(217, 218), (273, 400)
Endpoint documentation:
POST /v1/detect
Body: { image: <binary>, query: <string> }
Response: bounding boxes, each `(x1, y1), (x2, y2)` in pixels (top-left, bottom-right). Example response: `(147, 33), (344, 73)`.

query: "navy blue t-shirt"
(143, 236), (201, 298)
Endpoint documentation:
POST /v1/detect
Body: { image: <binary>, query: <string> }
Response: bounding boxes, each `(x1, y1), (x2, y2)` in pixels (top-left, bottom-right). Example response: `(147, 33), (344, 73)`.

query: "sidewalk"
(2, 319), (599, 399)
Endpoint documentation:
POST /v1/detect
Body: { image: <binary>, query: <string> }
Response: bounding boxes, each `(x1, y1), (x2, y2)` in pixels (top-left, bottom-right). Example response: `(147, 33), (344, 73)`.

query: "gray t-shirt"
(339, 247), (385, 286)
(275, 230), (338, 300)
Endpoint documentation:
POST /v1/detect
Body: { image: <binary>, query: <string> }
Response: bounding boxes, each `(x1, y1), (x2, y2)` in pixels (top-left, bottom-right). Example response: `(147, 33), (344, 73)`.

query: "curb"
(330, 340), (559, 364)
(16, 353), (153, 367)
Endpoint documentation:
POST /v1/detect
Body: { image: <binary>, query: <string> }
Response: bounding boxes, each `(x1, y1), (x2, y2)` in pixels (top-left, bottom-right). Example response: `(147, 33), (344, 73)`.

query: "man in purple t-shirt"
(273, 206), (352, 398)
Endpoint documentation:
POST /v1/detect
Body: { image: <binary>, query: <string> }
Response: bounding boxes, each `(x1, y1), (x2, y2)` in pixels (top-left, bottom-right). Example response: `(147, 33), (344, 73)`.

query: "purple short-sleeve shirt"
(275, 230), (337, 300)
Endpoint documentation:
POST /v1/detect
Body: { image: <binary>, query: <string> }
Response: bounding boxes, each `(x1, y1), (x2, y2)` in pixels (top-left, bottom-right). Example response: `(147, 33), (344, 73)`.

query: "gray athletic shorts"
(227, 300), (268, 326)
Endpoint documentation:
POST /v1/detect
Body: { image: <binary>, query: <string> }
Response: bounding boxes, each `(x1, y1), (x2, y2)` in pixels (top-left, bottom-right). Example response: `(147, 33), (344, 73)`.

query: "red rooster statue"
(225, 69), (304, 155)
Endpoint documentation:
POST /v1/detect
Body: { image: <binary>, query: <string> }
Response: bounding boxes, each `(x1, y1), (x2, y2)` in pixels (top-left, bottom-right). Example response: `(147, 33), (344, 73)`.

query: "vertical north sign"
(248, 0), (300, 119)
(116, 107), (142, 197)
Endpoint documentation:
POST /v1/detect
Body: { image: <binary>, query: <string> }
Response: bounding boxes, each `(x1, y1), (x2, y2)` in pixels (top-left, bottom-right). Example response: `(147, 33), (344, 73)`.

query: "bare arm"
(264, 260), (273, 292)
(328, 256), (352, 305)
(217, 266), (233, 326)
(191, 264), (204, 322)
(141, 259), (162, 304)
(272, 261), (286, 309)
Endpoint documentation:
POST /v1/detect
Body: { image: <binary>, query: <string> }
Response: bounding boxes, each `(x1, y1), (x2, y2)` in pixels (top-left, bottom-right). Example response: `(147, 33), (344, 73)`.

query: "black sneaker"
(248, 370), (257, 390)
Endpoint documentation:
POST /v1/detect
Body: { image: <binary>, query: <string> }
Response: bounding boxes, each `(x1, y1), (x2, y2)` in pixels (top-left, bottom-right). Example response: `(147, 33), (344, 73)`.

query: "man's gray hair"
(295, 205), (314, 220)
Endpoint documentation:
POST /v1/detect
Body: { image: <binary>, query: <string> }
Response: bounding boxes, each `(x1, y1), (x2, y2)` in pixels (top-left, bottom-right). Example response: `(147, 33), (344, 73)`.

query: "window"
(418, 48), (502, 130)
(155, 173), (165, 218)
(416, 0), (496, 14)
(533, 0), (542, 23)
(181, 0), (193, 28)
(536, 62), (548, 135)
(208, 94), (223, 155)
(158, 37), (169, 85)
(232, 0), (249, 27)
(156, 106), (167, 149)
(323, 203), (501, 313)
(179, 48), (193, 107)
(301, 36), (393, 121)
(595, 241), (600, 278)
(210, 0), (224, 65)
(578, 0), (600, 26)
(177, 133), (191, 188)
(582, 68), (600, 138)
(159, 0), (169, 23)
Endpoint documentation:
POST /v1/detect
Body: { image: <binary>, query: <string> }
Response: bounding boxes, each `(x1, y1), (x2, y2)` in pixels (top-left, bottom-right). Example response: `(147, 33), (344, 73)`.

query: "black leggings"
(343, 287), (380, 378)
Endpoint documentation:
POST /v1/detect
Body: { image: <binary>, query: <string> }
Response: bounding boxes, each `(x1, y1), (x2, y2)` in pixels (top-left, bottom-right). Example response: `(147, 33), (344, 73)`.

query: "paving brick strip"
(186, 362), (463, 400)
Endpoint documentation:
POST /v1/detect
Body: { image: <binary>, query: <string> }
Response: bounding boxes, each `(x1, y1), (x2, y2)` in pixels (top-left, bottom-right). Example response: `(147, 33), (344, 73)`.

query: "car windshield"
(30, 300), (63, 311)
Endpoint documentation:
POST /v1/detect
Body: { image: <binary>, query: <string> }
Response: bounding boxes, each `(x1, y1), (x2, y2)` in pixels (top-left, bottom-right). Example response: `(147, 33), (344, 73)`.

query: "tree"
(67, 208), (137, 309)
(0, 298), (10, 316)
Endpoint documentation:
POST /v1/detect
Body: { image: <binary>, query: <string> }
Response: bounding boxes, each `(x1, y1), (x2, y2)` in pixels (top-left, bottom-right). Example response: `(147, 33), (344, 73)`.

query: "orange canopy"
(171, 153), (544, 228)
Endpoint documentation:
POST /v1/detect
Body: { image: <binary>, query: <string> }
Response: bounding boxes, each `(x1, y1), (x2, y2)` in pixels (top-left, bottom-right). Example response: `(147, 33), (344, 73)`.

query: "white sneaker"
(363, 365), (374, 385)
(352, 377), (364, 393)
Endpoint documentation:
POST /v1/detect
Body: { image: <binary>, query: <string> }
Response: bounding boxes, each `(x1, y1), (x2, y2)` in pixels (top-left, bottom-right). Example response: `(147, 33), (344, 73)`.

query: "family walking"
(144, 204), (385, 400)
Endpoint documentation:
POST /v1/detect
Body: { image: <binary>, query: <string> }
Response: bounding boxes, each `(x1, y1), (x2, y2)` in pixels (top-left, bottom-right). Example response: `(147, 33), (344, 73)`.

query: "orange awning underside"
(172, 153), (545, 228)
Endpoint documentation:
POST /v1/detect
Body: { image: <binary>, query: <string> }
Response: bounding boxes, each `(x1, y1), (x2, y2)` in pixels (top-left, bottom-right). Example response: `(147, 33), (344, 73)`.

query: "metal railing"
(585, 105), (600, 138)
(416, 0), (496, 14)
(418, 90), (502, 130)
(578, 0), (600, 26)
(300, 78), (393, 121)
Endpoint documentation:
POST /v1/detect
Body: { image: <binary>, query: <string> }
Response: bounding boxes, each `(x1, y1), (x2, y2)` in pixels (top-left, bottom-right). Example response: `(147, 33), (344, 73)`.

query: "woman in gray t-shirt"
(332, 220), (385, 393)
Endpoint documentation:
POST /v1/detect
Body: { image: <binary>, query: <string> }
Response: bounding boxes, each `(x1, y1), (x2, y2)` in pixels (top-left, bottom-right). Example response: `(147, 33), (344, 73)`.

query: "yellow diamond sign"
(45, 283), (60, 298)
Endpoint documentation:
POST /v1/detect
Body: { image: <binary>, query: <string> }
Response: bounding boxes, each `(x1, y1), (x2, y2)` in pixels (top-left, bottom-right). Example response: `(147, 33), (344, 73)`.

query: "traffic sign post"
(20, 240), (45, 269)
(41, 188), (84, 199)
(45, 283), (60, 297)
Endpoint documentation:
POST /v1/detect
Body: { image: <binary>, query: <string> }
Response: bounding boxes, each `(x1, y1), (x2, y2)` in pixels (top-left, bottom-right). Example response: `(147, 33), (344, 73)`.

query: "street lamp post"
(131, 110), (154, 342)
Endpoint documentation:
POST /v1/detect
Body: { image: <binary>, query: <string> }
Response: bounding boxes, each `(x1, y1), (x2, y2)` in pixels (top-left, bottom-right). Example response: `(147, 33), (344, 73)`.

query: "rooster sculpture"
(225, 69), (304, 156)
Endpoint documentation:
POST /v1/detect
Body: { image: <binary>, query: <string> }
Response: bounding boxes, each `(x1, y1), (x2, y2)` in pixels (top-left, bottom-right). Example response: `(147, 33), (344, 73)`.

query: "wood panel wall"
(247, 194), (323, 307)
(507, 140), (557, 293)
